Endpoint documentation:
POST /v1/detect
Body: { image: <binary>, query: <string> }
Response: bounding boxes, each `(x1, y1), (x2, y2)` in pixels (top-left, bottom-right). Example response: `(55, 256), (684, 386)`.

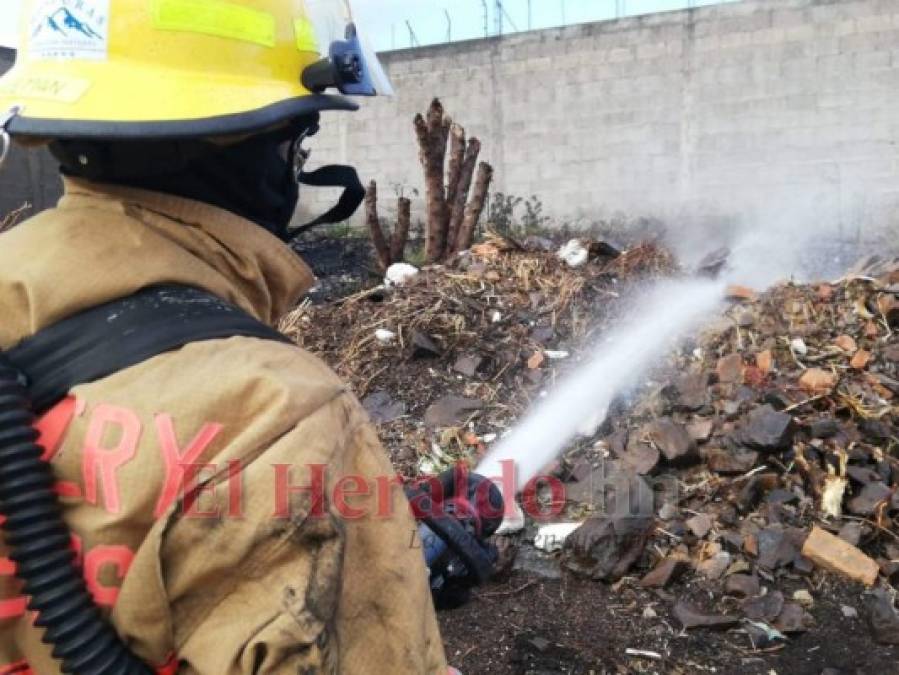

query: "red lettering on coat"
(84, 545), (134, 607)
(82, 404), (141, 514)
(154, 414), (223, 518)
(35, 396), (81, 498)
(0, 659), (34, 674)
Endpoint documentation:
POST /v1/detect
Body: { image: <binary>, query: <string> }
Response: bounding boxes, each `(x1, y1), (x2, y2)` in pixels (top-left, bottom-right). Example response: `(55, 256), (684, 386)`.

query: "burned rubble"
(282, 239), (898, 668)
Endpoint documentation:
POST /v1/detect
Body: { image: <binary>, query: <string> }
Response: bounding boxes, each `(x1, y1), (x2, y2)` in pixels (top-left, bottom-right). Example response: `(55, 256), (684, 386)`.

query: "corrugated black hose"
(0, 354), (152, 674)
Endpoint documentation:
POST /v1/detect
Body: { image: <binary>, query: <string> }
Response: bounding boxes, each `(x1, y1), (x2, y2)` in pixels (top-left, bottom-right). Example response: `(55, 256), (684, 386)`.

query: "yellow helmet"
(0, 0), (391, 140)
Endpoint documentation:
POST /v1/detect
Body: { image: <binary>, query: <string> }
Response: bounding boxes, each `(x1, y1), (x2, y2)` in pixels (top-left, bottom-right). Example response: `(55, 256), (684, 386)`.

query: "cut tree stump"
(391, 197), (411, 264)
(415, 99), (452, 264)
(364, 181), (391, 273)
(365, 181), (412, 272)
(446, 137), (481, 258)
(446, 123), (466, 209)
(454, 161), (494, 254)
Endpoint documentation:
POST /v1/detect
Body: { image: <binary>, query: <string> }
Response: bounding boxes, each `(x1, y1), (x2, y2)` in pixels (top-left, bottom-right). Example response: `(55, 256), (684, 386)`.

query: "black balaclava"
(48, 114), (319, 242)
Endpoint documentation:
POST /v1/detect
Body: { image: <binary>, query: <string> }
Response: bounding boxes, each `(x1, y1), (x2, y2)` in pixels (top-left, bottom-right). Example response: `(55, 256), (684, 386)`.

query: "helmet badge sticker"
(30, 0), (110, 61)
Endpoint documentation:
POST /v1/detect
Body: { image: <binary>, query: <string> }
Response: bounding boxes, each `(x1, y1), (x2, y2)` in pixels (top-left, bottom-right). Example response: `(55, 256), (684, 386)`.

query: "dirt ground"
(440, 572), (898, 674)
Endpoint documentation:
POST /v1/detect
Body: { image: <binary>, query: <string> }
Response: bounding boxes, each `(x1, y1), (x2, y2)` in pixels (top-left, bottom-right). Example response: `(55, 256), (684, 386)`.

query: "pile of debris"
(549, 252), (899, 651)
(283, 239), (899, 655)
(282, 236), (670, 475)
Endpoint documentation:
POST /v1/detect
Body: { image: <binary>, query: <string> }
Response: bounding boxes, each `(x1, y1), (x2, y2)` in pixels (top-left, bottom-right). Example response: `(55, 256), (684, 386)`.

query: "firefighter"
(0, 1), (447, 672)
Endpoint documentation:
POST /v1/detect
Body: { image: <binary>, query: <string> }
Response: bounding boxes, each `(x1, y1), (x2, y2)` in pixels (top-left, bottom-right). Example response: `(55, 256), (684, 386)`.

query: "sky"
(0, 0), (738, 51)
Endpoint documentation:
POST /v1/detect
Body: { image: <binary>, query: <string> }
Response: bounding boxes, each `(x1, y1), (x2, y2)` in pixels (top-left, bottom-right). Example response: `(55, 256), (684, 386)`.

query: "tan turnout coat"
(0, 179), (446, 674)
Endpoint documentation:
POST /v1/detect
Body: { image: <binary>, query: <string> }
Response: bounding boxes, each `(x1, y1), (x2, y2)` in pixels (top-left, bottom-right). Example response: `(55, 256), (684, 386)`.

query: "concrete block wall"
(301, 0), (899, 241)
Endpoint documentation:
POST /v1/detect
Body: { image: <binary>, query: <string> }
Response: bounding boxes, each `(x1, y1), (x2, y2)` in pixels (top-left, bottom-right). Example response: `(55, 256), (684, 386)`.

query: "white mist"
(476, 278), (725, 490)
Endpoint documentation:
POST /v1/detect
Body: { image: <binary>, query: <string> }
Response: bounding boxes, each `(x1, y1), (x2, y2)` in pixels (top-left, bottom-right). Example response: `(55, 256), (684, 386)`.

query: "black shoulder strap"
(6, 285), (291, 415)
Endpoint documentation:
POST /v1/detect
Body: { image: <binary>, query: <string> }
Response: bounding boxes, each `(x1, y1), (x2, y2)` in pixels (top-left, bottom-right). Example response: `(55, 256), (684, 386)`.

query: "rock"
(808, 418), (840, 439)
(563, 513), (654, 581)
(423, 396), (483, 427)
(640, 558), (688, 589)
(617, 443), (660, 476)
(848, 482), (892, 516)
(774, 602), (814, 633)
(698, 551), (731, 580)
(739, 405), (795, 452)
(672, 601), (740, 630)
(846, 465), (882, 485)
(671, 373), (709, 411)
(646, 418), (697, 464)
(562, 509), (654, 582)
(411, 331), (442, 358)
(799, 368), (838, 394)
(453, 354), (484, 377)
(716, 354), (744, 384)
(362, 390), (407, 424)
(864, 589), (899, 645)
(838, 521), (864, 547)
(859, 419), (892, 444)
(801, 526), (880, 587)
(686, 419), (714, 442)
(706, 448), (759, 474)
(686, 513), (713, 538)
(725, 574), (760, 598)
(742, 590), (785, 621)
(756, 526), (802, 571)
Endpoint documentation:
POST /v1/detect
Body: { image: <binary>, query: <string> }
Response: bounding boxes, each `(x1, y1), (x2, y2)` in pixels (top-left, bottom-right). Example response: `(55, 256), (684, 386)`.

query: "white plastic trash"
(495, 502), (526, 536)
(534, 522), (582, 553)
(375, 329), (396, 344)
(384, 262), (419, 287)
(557, 239), (589, 268)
